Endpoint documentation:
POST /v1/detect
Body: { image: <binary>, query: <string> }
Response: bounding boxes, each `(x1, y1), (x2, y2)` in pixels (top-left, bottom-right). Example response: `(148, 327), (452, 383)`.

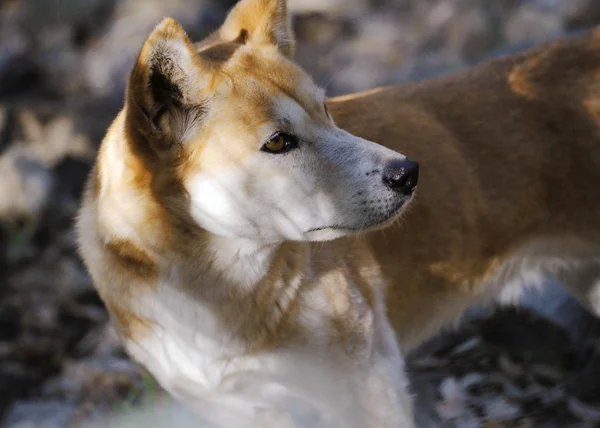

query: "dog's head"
(125, 0), (418, 243)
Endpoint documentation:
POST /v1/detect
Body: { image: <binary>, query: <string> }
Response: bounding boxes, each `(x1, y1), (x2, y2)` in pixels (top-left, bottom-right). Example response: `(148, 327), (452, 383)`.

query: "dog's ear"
(126, 18), (208, 157)
(217, 0), (295, 58)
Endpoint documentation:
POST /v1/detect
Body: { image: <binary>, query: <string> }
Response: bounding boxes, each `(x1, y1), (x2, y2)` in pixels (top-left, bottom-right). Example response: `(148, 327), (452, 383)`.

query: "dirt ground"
(1, 0), (600, 427)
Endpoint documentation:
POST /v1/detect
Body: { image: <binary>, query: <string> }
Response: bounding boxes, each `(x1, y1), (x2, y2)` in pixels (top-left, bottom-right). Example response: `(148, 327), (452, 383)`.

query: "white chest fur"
(121, 275), (414, 428)
(123, 281), (339, 427)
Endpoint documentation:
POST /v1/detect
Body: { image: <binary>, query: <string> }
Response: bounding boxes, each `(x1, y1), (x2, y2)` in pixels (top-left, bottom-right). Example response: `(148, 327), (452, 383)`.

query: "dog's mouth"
(307, 213), (401, 234)
(306, 194), (414, 235)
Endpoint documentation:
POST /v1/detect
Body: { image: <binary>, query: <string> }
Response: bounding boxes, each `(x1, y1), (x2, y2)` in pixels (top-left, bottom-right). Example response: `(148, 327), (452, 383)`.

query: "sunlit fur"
(78, 0), (600, 425)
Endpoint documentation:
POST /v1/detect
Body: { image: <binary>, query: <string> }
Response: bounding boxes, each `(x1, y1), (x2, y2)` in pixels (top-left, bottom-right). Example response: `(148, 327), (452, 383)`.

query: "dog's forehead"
(225, 47), (326, 119)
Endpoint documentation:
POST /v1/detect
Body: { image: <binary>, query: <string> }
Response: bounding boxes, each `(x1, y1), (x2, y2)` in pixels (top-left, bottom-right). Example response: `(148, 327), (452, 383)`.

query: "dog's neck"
(201, 236), (285, 295)
(167, 234), (311, 350)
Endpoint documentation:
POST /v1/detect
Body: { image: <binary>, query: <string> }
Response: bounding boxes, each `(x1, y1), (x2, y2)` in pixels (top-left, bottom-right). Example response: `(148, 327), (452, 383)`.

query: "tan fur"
(77, 0), (600, 425)
(218, 0), (295, 57)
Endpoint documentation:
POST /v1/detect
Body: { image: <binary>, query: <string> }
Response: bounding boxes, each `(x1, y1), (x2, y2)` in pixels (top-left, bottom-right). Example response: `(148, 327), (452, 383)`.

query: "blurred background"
(1, 0), (600, 427)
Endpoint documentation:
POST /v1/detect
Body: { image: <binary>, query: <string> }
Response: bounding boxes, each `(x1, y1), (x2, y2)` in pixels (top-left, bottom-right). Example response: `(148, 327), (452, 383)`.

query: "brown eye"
(262, 133), (298, 154)
(265, 134), (285, 152)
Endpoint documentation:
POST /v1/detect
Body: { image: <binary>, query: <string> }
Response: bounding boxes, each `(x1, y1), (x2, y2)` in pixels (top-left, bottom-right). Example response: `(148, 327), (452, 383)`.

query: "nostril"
(382, 158), (419, 195)
(399, 168), (418, 194)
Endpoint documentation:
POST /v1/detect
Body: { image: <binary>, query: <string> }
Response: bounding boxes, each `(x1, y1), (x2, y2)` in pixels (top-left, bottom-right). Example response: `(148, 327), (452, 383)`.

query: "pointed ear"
(126, 18), (207, 155)
(217, 0), (295, 57)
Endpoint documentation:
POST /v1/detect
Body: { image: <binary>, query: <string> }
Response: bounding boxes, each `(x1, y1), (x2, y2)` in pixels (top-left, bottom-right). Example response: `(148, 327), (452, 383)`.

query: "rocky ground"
(1, 0), (600, 427)
(409, 301), (600, 427)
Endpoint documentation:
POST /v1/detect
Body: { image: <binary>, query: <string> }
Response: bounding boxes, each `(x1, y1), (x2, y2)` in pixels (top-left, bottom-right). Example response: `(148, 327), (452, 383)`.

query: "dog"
(77, 0), (600, 425)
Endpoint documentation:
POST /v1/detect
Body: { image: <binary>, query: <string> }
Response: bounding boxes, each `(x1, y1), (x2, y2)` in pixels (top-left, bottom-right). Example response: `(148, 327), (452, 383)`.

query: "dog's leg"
(558, 261), (600, 318)
(360, 349), (415, 428)
(356, 303), (415, 428)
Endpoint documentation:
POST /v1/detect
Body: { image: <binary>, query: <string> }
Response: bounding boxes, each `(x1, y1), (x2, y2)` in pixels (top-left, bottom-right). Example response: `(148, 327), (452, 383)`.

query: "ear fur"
(126, 18), (207, 156)
(217, 0), (295, 58)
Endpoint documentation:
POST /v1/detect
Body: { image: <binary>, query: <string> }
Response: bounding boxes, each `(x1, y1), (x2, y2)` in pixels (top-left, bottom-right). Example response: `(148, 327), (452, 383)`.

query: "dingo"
(77, 0), (600, 426)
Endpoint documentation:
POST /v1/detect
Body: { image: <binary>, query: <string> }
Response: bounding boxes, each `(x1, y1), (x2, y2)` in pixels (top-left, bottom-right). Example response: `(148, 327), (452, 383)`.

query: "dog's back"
(328, 29), (600, 349)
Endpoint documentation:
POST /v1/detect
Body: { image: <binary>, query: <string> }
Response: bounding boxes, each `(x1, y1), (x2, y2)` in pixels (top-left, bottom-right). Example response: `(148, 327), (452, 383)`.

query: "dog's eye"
(262, 133), (298, 154)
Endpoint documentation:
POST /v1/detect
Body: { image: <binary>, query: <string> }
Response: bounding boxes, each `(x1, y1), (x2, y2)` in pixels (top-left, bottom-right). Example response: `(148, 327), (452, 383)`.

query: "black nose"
(382, 158), (419, 195)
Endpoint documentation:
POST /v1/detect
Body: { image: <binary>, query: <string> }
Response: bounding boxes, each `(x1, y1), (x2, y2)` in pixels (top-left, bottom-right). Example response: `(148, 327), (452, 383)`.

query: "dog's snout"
(382, 159), (419, 195)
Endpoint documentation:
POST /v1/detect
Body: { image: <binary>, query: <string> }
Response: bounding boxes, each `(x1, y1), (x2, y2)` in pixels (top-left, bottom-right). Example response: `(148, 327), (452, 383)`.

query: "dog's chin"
(304, 197), (413, 242)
